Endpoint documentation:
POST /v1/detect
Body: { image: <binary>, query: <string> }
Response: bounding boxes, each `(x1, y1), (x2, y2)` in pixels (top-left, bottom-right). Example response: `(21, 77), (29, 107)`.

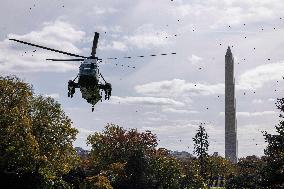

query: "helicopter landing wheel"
(92, 106), (94, 112)
(68, 92), (70, 97)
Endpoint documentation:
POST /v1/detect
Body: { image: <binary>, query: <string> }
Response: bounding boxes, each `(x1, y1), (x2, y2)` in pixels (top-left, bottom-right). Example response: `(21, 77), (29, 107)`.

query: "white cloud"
(162, 107), (199, 114)
(78, 127), (94, 134)
(220, 111), (277, 117)
(237, 62), (284, 90)
(135, 79), (224, 98)
(96, 25), (122, 33)
(252, 99), (263, 104)
(237, 111), (277, 117)
(142, 120), (220, 139)
(9, 20), (85, 52)
(147, 117), (165, 122)
(100, 40), (128, 51)
(109, 96), (185, 107)
(189, 54), (203, 66)
(142, 122), (200, 135)
(44, 93), (60, 99)
(219, 112), (225, 116)
(173, 0), (284, 28)
(237, 123), (268, 157)
(124, 34), (167, 49)
(98, 24), (169, 51)
(268, 98), (276, 102)
(124, 24), (170, 49)
(91, 7), (119, 15)
(0, 20), (85, 73)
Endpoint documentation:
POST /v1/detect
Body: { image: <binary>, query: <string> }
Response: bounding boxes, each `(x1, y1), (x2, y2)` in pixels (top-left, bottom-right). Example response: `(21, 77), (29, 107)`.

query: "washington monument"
(225, 46), (238, 163)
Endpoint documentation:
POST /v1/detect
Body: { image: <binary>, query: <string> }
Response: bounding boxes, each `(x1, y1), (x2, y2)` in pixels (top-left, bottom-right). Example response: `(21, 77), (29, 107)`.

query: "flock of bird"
(5, 0), (283, 152)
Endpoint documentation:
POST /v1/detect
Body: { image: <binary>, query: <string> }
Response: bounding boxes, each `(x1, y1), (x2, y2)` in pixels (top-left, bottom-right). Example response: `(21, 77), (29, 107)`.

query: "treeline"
(0, 76), (284, 189)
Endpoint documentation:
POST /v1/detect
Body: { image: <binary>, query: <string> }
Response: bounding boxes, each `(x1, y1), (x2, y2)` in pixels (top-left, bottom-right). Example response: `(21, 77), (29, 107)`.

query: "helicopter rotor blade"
(46, 58), (85, 61)
(106, 52), (177, 60)
(9, 38), (88, 58)
(98, 59), (136, 69)
(91, 32), (100, 57)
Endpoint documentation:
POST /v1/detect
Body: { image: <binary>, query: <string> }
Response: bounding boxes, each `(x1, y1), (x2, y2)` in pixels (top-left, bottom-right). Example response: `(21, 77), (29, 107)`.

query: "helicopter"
(9, 32), (176, 112)
(10, 32), (111, 112)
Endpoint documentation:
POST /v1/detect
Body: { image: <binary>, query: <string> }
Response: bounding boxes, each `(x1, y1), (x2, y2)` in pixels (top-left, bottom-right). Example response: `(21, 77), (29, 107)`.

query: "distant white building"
(75, 147), (90, 157)
(170, 151), (193, 159)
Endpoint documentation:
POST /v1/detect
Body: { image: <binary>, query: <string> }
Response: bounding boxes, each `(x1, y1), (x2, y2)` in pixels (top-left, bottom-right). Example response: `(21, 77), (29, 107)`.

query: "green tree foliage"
(30, 96), (79, 179)
(193, 124), (209, 157)
(262, 98), (284, 188)
(193, 124), (209, 180)
(181, 156), (234, 189)
(62, 166), (86, 189)
(0, 76), (78, 188)
(87, 124), (157, 189)
(0, 76), (38, 174)
(181, 158), (207, 189)
(87, 125), (193, 189)
(84, 175), (113, 189)
(226, 155), (264, 189)
(149, 152), (183, 189)
(207, 155), (235, 180)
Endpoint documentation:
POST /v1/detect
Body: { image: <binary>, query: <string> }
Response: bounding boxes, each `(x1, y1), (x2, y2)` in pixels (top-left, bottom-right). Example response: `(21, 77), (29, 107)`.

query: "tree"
(204, 155), (235, 188)
(181, 157), (207, 189)
(193, 124), (209, 180)
(0, 75), (79, 188)
(262, 98), (284, 188)
(84, 175), (113, 189)
(0, 76), (38, 175)
(30, 96), (79, 180)
(206, 155), (235, 180)
(149, 152), (183, 189)
(181, 155), (235, 188)
(226, 155), (264, 189)
(87, 124), (158, 189)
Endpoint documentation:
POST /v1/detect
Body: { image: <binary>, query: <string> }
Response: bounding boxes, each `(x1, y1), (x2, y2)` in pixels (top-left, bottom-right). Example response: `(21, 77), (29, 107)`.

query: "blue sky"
(1, 0), (284, 157)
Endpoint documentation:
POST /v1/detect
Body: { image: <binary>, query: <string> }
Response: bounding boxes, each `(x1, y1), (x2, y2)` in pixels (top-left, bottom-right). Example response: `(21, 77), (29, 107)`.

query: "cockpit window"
(80, 64), (97, 69)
